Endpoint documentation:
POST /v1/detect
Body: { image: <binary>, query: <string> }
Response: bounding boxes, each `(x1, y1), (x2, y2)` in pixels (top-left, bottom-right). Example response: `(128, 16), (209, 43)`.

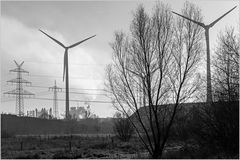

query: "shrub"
(90, 142), (109, 149)
(113, 117), (134, 142)
(189, 101), (239, 156)
(52, 150), (72, 159)
(16, 153), (40, 159)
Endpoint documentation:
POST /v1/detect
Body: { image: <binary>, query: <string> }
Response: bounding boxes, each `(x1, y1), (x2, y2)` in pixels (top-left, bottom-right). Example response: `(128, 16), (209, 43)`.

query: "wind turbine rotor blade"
(14, 60), (19, 67)
(63, 50), (67, 81)
(68, 35), (96, 49)
(39, 29), (66, 48)
(172, 11), (205, 28)
(209, 6), (237, 27)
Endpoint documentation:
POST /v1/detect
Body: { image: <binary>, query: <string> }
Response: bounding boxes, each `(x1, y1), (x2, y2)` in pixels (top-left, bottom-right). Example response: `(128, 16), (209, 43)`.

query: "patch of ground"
(1, 135), (147, 159)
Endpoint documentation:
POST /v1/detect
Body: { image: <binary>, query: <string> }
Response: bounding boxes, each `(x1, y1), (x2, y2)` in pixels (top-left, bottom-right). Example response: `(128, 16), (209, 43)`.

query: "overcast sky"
(1, 0), (239, 118)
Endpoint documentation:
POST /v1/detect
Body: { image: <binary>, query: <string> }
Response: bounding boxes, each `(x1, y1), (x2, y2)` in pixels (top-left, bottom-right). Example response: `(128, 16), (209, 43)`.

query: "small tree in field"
(113, 111), (134, 142)
(106, 2), (203, 158)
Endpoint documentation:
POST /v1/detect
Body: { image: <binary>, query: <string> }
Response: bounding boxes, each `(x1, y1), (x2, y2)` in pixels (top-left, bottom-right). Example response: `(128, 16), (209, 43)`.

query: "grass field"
(1, 134), (149, 159)
(2, 134), (237, 159)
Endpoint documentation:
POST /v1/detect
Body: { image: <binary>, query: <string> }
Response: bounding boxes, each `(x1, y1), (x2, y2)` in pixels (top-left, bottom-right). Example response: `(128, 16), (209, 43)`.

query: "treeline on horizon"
(1, 114), (114, 137)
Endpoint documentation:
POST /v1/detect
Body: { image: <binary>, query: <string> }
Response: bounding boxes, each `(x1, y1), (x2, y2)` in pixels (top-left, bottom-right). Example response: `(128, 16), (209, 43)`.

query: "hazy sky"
(1, 0), (239, 118)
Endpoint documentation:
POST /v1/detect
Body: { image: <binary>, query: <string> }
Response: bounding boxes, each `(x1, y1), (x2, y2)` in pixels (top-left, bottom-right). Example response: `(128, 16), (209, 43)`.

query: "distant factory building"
(69, 106), (86, 120)
(27, 108), (53, 119)
(26, 110), (35, 117)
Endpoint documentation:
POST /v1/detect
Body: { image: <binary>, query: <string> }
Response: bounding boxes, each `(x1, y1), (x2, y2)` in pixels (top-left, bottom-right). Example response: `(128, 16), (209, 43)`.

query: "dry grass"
(1, 135), (146, 159)
(3, 135), (236, 159)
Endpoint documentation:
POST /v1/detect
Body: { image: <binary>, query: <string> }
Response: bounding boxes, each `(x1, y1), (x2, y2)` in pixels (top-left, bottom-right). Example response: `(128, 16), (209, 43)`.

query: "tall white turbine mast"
(172, 6), (237, 103)
(39, 29), (96, 119)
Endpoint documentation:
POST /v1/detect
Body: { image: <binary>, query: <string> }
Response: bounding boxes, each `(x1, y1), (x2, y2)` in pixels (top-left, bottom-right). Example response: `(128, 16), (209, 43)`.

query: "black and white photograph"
(1, 0), (239, 159)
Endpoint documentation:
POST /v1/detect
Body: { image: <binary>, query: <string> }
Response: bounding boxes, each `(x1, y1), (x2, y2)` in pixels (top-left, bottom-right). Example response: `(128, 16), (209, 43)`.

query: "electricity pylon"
(49, 80), (62, 119)
(172, 6), (237, 103)
(39, 29), (96, 119)
(4, 61), (34, 116)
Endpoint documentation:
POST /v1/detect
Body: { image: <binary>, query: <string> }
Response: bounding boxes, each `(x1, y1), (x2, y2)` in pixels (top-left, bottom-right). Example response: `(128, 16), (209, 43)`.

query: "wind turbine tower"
(49, 80), (62, 119)
(39, 29), (96, 119)
(172, 6), (236, 103)
(4, 61), (34, 116)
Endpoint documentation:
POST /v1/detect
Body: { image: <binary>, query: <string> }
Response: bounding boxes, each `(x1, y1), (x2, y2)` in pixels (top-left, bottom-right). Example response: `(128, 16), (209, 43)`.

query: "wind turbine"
(39, 29), (96, 119)
(172, 6), (237, 103)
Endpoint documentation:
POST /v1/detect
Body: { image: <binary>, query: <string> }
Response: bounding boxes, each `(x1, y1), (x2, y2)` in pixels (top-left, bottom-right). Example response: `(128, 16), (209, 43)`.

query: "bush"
(189, 101), (239, 156)
(16, 153), (40, 159)
(90, 142), (109, 149)
(52, 150), (76, 159)
(113, 117), (134, 142)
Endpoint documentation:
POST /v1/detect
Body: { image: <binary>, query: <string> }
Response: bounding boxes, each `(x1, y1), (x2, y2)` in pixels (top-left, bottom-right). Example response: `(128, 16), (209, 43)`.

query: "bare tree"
(106, 2), (203, 158)
(213, 27), (239, 101)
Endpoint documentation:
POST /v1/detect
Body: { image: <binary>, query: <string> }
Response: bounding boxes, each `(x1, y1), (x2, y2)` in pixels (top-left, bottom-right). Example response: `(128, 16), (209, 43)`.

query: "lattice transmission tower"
(49, 80), (62, 119)
(4, 61), (34, 116)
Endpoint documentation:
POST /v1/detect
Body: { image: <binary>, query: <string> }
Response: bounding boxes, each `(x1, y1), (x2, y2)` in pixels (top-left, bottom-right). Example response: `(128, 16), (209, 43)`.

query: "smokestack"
(35, 108), (38, 117)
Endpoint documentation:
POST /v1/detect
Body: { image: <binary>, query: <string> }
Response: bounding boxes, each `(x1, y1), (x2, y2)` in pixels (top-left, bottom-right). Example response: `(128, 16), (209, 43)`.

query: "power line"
(6, 72), (103, 80)
(24, 60), (107, 66)
(3, 90), (108, 96)
(35, 91), (50, 94)
(1, 99), (15, 102)
(24, 85), (106, 91)
(62, 91), (108, 96)
(2, 88), (109, 97)
(3, 88), (108, 97)
(29, 74), (102, 80)
(5, 84), (106, 91)
(25, 97), (114, 104)
(35, 92), (52, 96)
(7, 73), (103, 80)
